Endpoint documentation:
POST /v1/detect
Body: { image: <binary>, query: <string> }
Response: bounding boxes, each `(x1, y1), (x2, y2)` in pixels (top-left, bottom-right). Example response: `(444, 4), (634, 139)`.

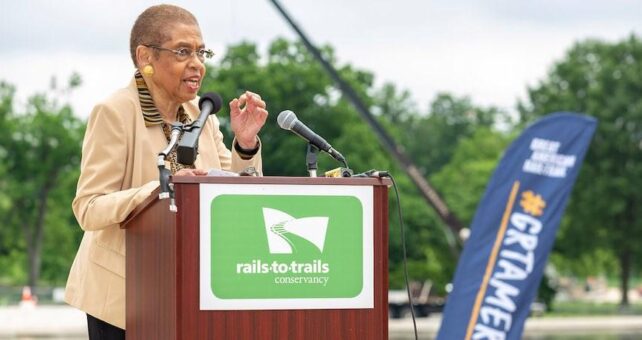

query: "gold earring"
(142, 64), (154, 76)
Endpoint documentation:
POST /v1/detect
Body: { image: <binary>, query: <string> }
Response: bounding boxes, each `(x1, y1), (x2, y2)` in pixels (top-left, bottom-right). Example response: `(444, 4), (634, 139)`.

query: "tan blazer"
(65, 78), (262, 329)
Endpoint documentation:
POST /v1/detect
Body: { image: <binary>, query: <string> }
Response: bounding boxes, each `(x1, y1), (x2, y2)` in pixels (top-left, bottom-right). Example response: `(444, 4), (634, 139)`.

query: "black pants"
(87, 314), (125, 340)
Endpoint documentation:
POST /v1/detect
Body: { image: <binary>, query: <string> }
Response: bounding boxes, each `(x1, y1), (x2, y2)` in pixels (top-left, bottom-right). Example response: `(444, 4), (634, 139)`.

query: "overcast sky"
(1, 0), (641, 118)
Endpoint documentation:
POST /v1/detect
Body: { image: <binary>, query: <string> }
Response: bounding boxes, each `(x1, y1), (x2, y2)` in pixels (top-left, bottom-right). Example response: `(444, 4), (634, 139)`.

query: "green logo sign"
(210, 194), (363, 299)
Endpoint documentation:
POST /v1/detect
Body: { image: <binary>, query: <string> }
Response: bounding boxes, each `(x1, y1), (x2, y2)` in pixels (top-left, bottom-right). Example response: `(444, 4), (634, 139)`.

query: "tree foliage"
(392, 93), (504, 175)
(519, 35), (642, 306)
(201, 39), (392, 176)
(0, 76), (84, 290)
(432, 128), (513, 226)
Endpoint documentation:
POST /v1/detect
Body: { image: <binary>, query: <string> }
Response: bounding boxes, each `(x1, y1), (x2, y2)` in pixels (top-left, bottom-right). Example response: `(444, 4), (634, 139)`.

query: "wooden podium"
(122, 176), (390, 339)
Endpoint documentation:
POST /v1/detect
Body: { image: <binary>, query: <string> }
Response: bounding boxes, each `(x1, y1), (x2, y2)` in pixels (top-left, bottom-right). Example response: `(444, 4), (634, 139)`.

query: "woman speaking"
(64, 5), (268, 339)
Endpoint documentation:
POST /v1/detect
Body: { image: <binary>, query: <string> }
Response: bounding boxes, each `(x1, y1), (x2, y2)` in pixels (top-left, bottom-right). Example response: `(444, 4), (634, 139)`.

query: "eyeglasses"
(144, 45), (215, 62)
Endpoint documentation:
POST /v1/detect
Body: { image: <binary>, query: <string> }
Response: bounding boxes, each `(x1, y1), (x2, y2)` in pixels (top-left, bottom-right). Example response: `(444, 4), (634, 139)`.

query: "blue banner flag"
(437, 113), (597, 340)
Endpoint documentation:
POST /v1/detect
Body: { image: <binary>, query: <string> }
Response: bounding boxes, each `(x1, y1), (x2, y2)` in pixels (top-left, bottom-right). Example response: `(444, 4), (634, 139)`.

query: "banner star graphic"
(520, 190), (546, 216)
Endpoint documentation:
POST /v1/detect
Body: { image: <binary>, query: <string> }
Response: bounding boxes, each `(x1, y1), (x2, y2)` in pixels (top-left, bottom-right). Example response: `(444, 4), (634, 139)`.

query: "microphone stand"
(176, 114), (209, 165)
(157, 122), (184, 212)
(306, 143), (319, 177)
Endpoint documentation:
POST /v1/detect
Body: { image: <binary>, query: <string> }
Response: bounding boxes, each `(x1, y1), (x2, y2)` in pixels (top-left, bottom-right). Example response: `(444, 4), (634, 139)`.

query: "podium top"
(171, 175), (391, 186)
(122, 176), (391, 228)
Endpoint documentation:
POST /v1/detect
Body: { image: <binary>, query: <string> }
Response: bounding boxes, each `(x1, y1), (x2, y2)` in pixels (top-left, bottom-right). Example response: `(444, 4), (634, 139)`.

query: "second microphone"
(277, 110), (347, 165)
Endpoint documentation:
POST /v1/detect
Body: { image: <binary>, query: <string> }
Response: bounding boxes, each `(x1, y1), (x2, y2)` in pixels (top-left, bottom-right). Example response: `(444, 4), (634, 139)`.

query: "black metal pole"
(268, 0), (464, 256)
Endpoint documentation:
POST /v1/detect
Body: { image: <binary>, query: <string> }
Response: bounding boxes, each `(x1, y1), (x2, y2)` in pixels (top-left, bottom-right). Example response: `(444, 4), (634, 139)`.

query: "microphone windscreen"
(199, 92), (223, 114)
(277, 110), (298, 130)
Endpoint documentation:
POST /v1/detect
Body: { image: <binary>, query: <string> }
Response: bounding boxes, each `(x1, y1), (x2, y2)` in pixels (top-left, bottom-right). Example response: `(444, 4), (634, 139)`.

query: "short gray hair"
(129, 4), (199, 66)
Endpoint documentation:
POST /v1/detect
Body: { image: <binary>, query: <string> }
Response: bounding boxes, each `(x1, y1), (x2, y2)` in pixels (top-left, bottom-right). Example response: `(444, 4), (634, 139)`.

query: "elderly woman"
(64, 5), (267, 339)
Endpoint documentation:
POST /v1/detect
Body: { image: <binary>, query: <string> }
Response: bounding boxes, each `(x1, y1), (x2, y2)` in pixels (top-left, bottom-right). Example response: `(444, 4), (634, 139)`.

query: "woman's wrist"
(236, 137), (258, 150)
(234, 137), (260, 157)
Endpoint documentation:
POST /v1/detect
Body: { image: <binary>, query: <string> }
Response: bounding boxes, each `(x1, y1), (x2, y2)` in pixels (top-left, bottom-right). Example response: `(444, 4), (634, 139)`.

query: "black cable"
(367, 171), (419, 340)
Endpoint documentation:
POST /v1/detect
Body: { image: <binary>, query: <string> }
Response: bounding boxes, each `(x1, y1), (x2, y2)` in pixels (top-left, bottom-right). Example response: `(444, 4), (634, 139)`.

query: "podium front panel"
(126, 177), (389, 339)
(199, 183), (373, 310)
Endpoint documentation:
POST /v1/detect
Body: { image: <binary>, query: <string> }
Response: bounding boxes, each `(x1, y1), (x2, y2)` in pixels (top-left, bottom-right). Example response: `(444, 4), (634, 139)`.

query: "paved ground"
(390, 314), (642, 339)
(2, 305), (642, 339)
(0, 305), (86, 339)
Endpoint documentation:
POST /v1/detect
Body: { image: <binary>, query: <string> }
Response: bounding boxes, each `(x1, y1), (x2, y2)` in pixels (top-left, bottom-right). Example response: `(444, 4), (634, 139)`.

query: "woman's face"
(149, 23), (207, 105)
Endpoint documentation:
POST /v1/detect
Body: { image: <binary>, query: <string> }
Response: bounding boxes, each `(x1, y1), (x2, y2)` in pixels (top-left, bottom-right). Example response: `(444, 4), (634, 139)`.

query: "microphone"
(277, 110), (346, 165)
(177, 92), (223, 165)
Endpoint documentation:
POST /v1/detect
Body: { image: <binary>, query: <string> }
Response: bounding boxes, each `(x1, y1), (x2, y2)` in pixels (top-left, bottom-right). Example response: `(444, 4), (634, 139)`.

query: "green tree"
(0, 75), (84, 291)
(201, 38), (393, 176)
(0, 82), (19, 284)
(423, 128), (513, 293)
(431, 128), (513, 226)
(519, 35), (642, 307)
(375, 90), (510, 291)
(395, 93), (504, 175)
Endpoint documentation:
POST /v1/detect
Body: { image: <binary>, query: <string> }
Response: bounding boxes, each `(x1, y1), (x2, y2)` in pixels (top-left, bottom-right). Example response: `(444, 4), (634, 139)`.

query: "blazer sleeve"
(72, 103), (158, 231)
(208, 115), (263, 175)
